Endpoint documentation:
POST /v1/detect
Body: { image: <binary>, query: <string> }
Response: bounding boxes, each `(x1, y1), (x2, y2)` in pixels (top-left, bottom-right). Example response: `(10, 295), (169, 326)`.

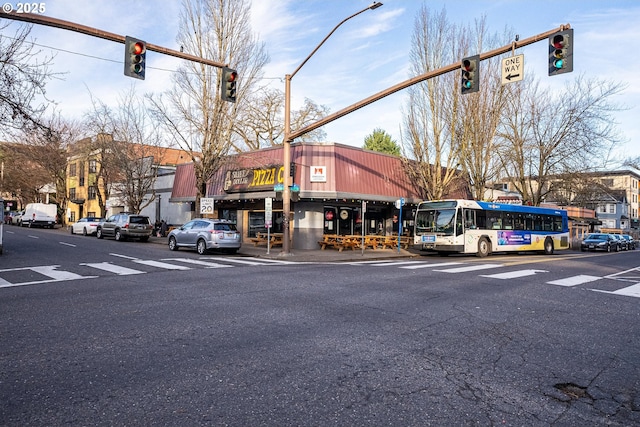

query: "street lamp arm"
(290, 2), (383, 80)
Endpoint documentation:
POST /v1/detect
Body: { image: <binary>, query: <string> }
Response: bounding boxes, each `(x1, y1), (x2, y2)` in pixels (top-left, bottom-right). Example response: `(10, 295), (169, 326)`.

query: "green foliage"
(363, 128), (400, 156)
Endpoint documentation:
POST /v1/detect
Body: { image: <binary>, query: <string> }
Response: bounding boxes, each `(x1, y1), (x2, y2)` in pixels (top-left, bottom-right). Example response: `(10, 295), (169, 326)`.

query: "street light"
(281, 2), (383, 255)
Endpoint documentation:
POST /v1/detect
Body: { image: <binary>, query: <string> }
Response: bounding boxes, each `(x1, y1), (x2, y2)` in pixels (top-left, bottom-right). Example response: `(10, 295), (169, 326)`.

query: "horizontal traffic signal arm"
(288, 24), (573, 142)
(0, 10), (226, 69)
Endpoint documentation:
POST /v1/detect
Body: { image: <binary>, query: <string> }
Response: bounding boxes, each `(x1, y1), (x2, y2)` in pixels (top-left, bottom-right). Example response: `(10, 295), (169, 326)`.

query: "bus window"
(456, 209), (463, 236)
(504, 213), (514, 230)
(543, 215), (553, 231)
(514, 214), (524, 230)
(464, 209), (476, 229)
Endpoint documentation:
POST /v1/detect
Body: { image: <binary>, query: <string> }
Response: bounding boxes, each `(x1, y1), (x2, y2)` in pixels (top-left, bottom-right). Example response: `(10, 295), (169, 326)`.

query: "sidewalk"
(148, 234), (419, 263)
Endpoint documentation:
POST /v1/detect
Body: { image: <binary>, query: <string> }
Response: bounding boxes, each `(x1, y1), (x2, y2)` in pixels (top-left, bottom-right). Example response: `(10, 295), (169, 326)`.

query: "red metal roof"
(171, 143), (468, 202)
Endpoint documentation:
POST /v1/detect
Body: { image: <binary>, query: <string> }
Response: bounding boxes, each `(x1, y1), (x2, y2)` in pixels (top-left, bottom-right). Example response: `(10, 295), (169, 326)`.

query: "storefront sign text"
(224, 165), (285, 193)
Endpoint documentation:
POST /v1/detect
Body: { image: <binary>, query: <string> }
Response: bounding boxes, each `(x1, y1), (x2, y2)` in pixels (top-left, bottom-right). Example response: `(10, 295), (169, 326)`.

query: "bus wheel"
(543, 237), (554, 255)
(477, 237), (491, 258)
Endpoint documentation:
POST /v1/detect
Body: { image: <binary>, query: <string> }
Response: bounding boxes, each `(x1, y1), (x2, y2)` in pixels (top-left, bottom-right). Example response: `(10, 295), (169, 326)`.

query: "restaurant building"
(169, 142), (470, 250)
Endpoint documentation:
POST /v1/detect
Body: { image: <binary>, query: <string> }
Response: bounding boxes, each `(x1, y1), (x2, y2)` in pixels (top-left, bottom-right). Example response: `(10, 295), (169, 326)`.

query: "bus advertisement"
(413, 199), (569, 257)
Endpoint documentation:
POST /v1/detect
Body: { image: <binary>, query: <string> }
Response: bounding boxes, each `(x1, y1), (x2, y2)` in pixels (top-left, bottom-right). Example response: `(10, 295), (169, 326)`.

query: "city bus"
(413, 199), (569, 257)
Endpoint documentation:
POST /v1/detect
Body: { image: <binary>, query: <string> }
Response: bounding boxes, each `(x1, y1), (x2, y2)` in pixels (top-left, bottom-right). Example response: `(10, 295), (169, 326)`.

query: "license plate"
(421, 235), (436, 243)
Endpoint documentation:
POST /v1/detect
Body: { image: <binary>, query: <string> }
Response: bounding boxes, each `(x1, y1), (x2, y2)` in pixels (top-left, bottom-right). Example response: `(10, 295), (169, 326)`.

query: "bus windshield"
(415, 208), (455, 235)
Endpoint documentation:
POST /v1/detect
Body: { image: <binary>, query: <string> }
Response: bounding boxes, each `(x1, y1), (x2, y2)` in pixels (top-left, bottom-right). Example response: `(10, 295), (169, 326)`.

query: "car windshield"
(587, 234), (606, 240)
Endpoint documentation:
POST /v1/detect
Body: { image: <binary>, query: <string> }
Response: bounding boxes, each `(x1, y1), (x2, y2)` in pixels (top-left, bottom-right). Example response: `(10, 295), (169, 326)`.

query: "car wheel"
(82, 227), (88, 236)
(115, 229), (123, 241)
(168, 236), (179, 251)
(70, 227), (75, 234)
(543, 237), (554, 255)
(96, 227), (103, 239)
(196, 239), (207, 255)
(615, 244), (620, 252)
(477, 237), (490, 258)
(606, 244), (611, 252)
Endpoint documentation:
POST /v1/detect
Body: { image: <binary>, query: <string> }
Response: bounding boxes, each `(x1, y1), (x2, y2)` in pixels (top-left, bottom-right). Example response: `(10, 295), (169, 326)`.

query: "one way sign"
(501, 54), (524, 85)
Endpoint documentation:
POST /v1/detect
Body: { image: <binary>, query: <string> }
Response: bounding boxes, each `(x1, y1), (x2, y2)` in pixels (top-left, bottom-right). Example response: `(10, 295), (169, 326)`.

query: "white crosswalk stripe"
(133, 259), (192, 270)
(162, 258), (233, 268)
(80, 262), (146, 275)
(481, 269), (548, 279)
(434, 264), (504, 273)
(400, 261), (463, 270)
(546, 275), (601, 287)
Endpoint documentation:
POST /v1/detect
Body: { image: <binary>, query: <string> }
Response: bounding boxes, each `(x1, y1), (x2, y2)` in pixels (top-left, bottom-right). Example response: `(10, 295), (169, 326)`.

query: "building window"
(608, 204), (615, 214)
(69, 188), (76, 200)
(87, 211), (96, 218)
(88, 186), (97, 200)
(69, 163), (76, 177)
(79, 162), (85, 186)
(89, 159), (97, 173)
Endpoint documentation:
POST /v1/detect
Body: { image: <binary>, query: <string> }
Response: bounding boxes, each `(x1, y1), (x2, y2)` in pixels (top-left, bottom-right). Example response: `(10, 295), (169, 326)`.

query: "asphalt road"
(1, 225), (639, 426)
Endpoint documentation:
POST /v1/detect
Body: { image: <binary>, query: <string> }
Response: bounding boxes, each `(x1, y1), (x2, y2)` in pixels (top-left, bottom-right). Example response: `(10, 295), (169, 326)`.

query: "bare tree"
(497, 75), (624, 205)
(148, 0), (269, 215)
(20, 112), (81, 224)
(456, 20), (512, 200)
(0, 141), (50, 206)
(235, 89), (329, 151)
(84, 90), (166, 215)
(401, 6), (465, 201)
(0, 21), (56, 136)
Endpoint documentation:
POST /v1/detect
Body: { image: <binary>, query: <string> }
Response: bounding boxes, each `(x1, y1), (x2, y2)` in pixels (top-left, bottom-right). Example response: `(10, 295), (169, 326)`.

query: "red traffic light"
(131, 41), (145, 56)
(225, 70), (237, 83)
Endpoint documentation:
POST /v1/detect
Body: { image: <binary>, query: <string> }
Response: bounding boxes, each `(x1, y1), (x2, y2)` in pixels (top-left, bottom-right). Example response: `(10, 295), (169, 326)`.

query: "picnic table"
(250, 232), (284, 250)
(318, 234), (412, 251)
(317, 234), (360, 252)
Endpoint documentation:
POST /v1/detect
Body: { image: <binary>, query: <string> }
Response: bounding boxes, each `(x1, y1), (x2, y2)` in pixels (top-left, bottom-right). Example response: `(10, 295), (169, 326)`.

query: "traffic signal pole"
(0, 11), (227, 69)
(288, 24), (572, 141)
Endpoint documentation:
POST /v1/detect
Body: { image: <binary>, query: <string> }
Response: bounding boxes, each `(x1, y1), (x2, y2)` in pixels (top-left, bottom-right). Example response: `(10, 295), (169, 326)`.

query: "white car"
(12, 211), (24, 225)
(70, 217), (105, 236)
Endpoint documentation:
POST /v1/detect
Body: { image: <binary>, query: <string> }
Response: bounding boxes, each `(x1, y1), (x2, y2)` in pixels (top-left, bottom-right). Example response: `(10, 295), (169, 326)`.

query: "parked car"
(4, 211), (20, 224)
(610, 234), (627, 251)
(12, 211), (24, 225)
(580, 233), (618, 252)
(168, 219), (241, 255)
(96, 213), (153, 241)
(621, 234), (636, 250)
(70, 217), (105, 236)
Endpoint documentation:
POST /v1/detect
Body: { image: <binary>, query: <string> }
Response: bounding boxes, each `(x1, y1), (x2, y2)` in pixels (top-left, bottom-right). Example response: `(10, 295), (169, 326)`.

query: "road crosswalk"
(2, 256), (639, 299)
(0, 255), (297, 289)
(345, 259), (640, 299)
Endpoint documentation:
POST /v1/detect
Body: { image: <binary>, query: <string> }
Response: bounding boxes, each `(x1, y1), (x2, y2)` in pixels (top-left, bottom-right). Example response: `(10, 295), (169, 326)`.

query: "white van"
(22, 203), (57, 228)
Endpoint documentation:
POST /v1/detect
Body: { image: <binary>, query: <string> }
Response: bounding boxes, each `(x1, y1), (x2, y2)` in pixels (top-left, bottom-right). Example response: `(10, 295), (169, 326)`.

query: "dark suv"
(96, 213), (153, 241)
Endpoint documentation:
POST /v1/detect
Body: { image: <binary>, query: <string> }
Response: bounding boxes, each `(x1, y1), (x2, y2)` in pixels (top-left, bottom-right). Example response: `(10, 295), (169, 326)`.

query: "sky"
(2, 0), (639, 162)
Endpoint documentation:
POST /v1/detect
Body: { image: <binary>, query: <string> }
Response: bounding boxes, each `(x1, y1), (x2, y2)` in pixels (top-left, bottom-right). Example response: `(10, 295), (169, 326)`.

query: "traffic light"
(220, 67), (238, 102)
(548, 29), (573, 76)
(461, 55), (479, 95)
(124, 36), (146, 80)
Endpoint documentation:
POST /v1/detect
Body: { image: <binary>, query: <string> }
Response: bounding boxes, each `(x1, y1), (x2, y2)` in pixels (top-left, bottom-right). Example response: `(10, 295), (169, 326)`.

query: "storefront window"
(249, 211), (283, 237)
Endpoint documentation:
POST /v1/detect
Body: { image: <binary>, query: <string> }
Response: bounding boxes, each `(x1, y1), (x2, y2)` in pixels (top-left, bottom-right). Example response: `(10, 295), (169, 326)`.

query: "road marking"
(110, 253), (139, 260)
(59, 242), (76, 247)
(205, 257), (285, 266)
(480, 269), (548, 279)
(133, 260), (191, 270)
(162, 258), (233, 268)
(434, 264), (503, 273)
(609, 283), (640, 298)
(547, 275), (601, 287)
(369, 260), (426, 267)
(400, 262), (463, 270)
(81, 262), (146, 275)
(30, 265), (91, 281)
